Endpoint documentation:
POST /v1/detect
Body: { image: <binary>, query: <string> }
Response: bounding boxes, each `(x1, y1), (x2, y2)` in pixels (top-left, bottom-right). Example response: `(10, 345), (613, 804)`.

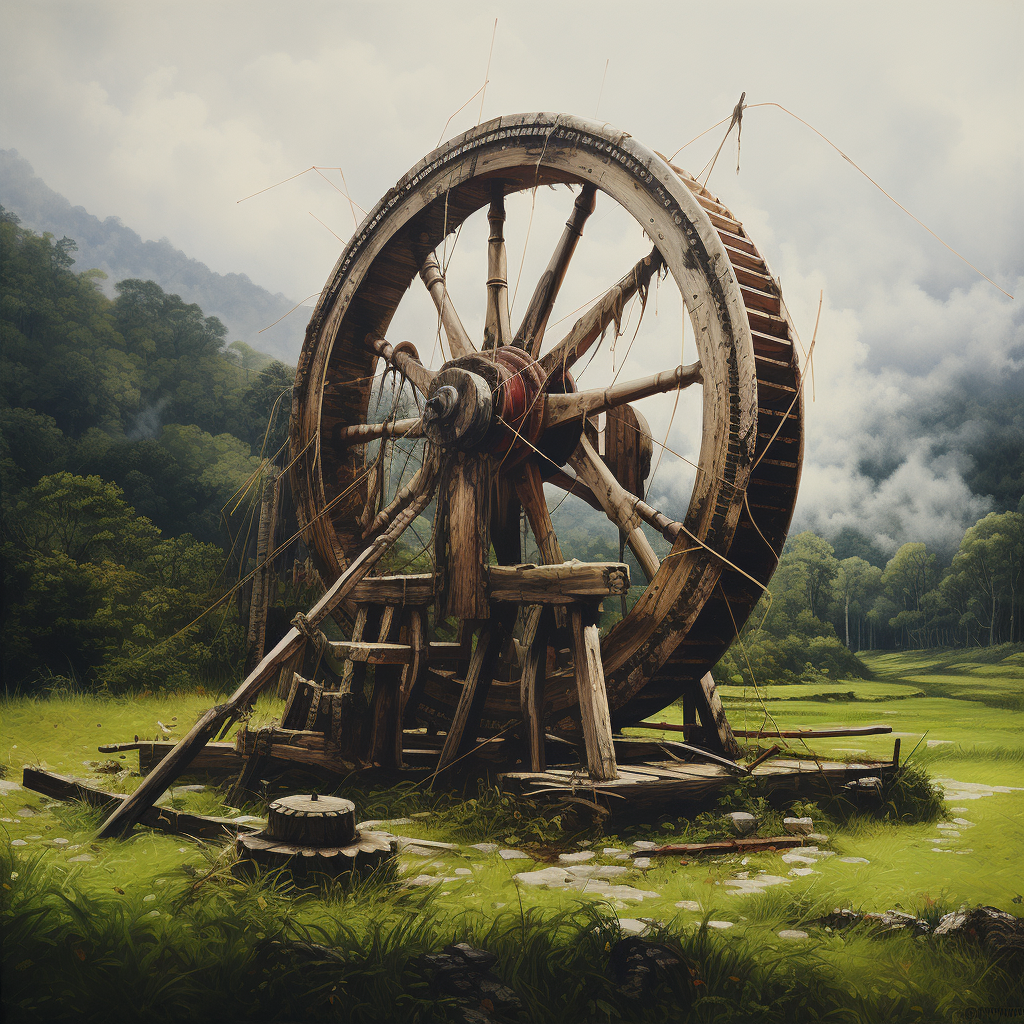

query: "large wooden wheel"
(289, 113), (803, 764)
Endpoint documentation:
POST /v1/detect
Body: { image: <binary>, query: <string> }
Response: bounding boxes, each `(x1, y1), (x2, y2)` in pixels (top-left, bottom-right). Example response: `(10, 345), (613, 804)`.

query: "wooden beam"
(731, 725), (894, 739)
(692, 672), (741, 758)
(347, 574), (434, 605)
(327, 640), (413, 664)
(244, 466), (280, 675)
(439, 453), (491, 621)
(23, 768), (260, 841)
(436, 624), (504, 772)
(487, 561), (629, 603)
(519, 605), (549, 773)
(367, 605), (404, 768)
(569, 606), (618, 781)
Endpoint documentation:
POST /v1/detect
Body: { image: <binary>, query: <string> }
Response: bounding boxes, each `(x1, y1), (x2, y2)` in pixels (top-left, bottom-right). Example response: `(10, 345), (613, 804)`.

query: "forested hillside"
(0, 150), (304, 364)
(0, 209), (297, 692)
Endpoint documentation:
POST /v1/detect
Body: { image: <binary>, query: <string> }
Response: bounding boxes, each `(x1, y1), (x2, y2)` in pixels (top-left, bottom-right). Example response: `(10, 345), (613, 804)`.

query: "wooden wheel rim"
(291, 113), (784, 733)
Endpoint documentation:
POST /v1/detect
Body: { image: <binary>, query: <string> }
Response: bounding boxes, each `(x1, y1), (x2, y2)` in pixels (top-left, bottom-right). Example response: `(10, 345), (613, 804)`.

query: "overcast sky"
(2, 0), (1021, 555)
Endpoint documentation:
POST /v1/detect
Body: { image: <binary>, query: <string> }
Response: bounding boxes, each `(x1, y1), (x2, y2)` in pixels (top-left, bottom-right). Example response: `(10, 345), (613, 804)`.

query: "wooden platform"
(498, 757), (894, 813)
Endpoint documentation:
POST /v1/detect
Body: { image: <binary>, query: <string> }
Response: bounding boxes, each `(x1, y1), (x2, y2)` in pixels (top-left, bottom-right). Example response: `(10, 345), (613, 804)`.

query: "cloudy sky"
(2, 0), (1021, 555)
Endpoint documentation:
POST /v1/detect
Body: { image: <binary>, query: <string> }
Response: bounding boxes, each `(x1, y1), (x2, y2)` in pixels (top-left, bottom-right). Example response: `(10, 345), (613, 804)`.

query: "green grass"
(3, 648), (1024, 1021)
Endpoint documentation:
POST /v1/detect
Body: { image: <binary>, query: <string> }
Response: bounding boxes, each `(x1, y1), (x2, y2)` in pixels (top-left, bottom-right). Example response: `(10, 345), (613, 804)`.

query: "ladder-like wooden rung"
(328, 640), (413, 664)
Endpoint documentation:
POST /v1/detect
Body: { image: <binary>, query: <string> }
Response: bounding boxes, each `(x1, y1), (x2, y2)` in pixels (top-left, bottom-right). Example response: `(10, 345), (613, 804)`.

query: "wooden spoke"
(369, 337), (435, 395)
(483, 183), (512, 350)
(419, 251), (475, 359)
(547, 467), (684, 544)
(363, 455), (438, 540)
(569, 436), (660, 583)
(538, 249), (664, 375)
(514, 461), (563, 565)
(543, 361), (701, 430)
(515, 184), (597, 357)
(96, 467), (438, 839)
(337, 418), (424, 446)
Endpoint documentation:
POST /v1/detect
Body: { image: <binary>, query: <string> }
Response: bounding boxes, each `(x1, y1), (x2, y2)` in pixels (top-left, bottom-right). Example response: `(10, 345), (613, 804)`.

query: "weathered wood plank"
(519, 605), (549, 773)
(731, 725), (893, 739)
(347, 574), (434, 605)
(570, 606), (618, 781)
(327, 640), (414, 665)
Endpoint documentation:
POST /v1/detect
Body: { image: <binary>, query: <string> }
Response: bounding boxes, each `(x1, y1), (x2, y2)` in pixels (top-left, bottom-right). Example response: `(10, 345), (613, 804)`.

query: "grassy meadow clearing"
(2, 647), (1022, 1023)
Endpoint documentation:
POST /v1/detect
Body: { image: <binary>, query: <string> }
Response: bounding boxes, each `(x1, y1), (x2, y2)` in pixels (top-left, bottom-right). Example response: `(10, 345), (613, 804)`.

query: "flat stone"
(707, 920), (734, 930)
(232, 815), (265, 824)
(781, 853), (817, 865)
(0, 780), (22, 793)
(558, 851), (595, 864)
(10, 839), (26, 846)
(565, 865), (629, 879)
(740, 857), (750, 866)
(807, 833), (830, 844)
(950, 807), (968, 812)
(618, 918), (651, 935)
(403, 845), (440, 858)
(632, 841), (658, 851)
(724, 811), (758, 836)
(930, 848), (953, 854)
(406, 874), (443, 887)
(937, 830), (960, 838)
(951, 818), (975, 827)
(454, 868), (473, 876)
(675, 900), (702, 911)
(51, 838), (69, 845)
(778, 929), (809, 940)
(516, 867), (574, 887)
(783, 817), (813, 835)
(934, 778), (1024, 800)
(839, 857), (869, 864)
(602, 847), (622, 855)
(16, 808), (36, 818)
(613, 853), (632, 860)
(955, 849), (974, 855)
(633, 858), (651, 869)
(470, 843), (499, 853)
(498, 849), (531, 861)
(788, 867), (817, 877)
(926, 740), (954, 748)
(584, 882), (660, 901)
(68, 855), (93, 862)
(724, 876), (790, 894)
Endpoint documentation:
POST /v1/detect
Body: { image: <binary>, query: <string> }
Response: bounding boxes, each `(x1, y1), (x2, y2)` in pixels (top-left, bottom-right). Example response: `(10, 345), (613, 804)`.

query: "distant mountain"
(0, 149), (304, 364)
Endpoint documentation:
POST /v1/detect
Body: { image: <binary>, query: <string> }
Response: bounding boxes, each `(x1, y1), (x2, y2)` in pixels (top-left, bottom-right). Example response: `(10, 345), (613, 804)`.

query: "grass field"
(2, 647), (1022, 1022)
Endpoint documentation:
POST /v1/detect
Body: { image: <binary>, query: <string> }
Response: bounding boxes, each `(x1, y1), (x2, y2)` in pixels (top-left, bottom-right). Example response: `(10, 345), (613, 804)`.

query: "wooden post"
(569, 604), (618, 781)
(367, 605), (403, 768)
(275, 646), (305, 701)
(519, 605), (549, 773)
(437, 623), (504, 773)
(692, 672), (740, 758)
(339, 605), (369, 694)
(244, 466), (281, 676)
(439, 453), (491, 621)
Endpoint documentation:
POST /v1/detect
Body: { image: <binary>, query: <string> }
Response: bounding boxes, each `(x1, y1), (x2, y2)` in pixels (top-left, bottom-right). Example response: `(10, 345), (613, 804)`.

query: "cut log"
(638, 836), (805, 857)
(692, 672), (741, 758)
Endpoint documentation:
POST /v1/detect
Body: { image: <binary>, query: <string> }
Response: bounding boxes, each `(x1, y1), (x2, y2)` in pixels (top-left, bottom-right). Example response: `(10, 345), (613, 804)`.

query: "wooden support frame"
(519, 605), (550, 773)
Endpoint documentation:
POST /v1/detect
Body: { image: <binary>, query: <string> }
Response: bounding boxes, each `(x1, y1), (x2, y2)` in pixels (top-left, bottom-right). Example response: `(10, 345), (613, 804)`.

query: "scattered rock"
(617, 919), (652, 936)
(723, 874), (789, 895)
(778, 929), (809, 940)
(845, 776), (882, 793)
(454, 868), (473, 876)
(10, 839), (26, 847)
(838, 857), (869, 864)
(631, 841), (658, 851)
(498, 849), (531, 861)
(403, 845), (442, 858)
(16, 808), (36, 818)
(470, 843), (499, 853)
(935, 779), (1024, 801)
(406, 874), (444, 887)
(810, 908), (929, 936)
(788, 867), (817, 877)
(608, 937), (690, 1001)
(558, 851), (595, 864)
(602, 847), (622, 855)
(783, 816), (813, 835)
(933, 906), (1024, 959)
(633, 858), (651, 870)
(781, 852), (817, 865)
(952, 818), (975, 828)
(675, 900), (701, 911)
(413, 942), (523, 1024)
(724, 811), (758, 836)
(807, 833), (830, 844)
(68, 854), (93, 863)
(706, 920), (734, 930)
(0, 780), (22, 794)
(51, 838), (69, 845)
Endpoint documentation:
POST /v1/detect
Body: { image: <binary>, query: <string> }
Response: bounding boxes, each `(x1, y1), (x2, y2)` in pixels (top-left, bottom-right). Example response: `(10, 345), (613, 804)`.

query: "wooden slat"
(487, 561), (629, 602)
(327, 640), (413, 664)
